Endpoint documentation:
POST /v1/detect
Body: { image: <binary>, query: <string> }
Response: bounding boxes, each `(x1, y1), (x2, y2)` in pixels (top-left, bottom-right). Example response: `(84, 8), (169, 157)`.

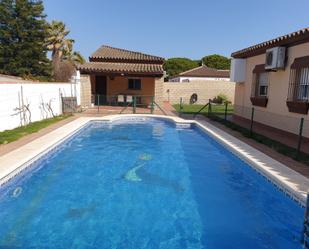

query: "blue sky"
(43, 0), (309, 60)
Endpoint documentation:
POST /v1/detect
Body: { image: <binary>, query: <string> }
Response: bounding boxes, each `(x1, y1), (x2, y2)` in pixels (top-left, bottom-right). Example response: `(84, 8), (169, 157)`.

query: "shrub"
(213, 94), (229, 104)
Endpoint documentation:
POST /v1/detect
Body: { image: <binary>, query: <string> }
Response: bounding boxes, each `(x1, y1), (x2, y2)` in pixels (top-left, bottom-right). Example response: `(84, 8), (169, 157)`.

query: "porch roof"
(89, 45), (165, 64)
(78, 61), (164, 76)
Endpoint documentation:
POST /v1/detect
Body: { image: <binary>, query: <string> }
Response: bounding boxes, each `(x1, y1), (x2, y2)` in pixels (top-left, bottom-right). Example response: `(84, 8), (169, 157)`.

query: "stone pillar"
(154, 76), (164, 107)
(80, 74), (92, 109)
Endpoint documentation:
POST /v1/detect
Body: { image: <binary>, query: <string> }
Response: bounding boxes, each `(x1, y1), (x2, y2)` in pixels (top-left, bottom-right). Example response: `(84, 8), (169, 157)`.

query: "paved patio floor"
(230, 115), (309, 154)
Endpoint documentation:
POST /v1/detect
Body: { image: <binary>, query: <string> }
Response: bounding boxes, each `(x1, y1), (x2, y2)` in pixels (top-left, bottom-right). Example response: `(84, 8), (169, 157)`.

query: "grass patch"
(173, 104), (233, 115)
(208, 115), (309, 165)
(0, 115), (71, 145)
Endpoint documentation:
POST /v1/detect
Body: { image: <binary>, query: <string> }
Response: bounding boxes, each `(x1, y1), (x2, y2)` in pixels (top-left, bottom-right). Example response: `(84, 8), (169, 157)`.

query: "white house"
(169, 65), (230, 82)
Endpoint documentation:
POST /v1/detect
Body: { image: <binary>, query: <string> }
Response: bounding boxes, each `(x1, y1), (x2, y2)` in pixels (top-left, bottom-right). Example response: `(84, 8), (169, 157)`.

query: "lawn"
(173, 104), (234, 114)
(0, 115), (71, 145)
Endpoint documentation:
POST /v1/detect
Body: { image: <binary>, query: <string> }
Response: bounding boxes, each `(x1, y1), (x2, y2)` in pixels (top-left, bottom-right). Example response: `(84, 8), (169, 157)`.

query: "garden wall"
(0, 75), (80, 132)
(163, 80), (235, 104)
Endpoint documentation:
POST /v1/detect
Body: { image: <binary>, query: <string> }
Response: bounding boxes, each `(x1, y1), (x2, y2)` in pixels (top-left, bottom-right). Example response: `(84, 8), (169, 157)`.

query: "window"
(297, 67), (309, 100)
(287, 56), (309, 114)
(128, 79), (141, 90)
(251, 64), (269, 98)
(258, 72), (269, 96)
(250, 64), (269, 107)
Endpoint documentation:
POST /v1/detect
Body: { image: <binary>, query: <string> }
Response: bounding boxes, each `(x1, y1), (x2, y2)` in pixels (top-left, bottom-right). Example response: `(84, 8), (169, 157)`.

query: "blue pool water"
(0, 118), (304, 248)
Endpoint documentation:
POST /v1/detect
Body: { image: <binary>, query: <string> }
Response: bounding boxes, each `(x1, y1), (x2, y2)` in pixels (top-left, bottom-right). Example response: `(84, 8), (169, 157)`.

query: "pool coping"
(0, 114), (308, 206)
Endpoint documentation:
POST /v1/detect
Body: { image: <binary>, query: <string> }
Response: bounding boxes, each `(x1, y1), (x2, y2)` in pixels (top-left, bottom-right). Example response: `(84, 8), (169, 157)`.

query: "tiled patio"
(230, 115), (309, 154)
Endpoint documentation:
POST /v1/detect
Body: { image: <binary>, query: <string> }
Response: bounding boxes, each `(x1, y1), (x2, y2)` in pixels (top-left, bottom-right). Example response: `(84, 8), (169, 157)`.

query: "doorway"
(95, 75), (107, 105)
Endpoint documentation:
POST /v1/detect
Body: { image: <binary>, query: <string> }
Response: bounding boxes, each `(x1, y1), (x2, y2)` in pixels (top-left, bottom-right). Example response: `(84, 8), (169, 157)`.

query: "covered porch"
(78, 45), (165, 110)
(89, 74), (156, 107)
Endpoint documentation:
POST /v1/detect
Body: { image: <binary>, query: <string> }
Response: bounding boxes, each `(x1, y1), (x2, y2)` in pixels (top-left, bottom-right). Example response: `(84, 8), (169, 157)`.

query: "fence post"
(250, 107), (255, 136)
(179, 97), (183, 116)
(150, 96), (154, 114)
(208, 99), (212, 117)
(97, 95), (99, 113)
(297, 117), (304, 158)
(133, 96), (136, 114)
(60, 92), (64, 114)
(224, 102), (228, 121)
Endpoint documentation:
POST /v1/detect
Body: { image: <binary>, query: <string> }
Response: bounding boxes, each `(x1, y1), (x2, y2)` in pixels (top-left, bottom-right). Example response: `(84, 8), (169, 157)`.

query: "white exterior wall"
(169, 76), (230, 82)
(0, 81), (76, 132)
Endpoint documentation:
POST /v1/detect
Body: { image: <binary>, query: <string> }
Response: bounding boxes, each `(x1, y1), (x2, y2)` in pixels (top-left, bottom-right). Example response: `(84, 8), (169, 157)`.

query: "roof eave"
(89, 57), (165, 64)
(79, 68), (164, 77)
(231, 28), (309, 59)
(175, 75), (230, 78)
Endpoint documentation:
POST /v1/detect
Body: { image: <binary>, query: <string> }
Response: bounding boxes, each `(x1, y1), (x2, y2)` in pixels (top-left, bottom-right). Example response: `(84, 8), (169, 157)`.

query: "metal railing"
(61, 96), (77, 114)
(177, 97), (309, 159)
(179, 98), (230, 120)
(92, 94), (166, 115)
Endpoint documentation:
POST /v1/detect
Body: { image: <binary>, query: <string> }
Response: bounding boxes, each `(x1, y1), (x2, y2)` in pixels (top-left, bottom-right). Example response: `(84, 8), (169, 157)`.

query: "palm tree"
(63, 50), (85, 66)
(46, 21), (74, 77)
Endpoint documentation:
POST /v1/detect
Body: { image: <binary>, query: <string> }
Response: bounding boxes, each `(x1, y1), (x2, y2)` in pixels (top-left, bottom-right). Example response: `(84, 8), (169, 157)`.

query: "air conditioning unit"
(265, 47), (286, 70)
(230, 58), (246, 82)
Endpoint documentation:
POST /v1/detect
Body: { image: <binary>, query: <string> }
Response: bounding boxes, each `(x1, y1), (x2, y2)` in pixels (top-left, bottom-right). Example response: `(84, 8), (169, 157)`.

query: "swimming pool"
(0, 118), (305, 248)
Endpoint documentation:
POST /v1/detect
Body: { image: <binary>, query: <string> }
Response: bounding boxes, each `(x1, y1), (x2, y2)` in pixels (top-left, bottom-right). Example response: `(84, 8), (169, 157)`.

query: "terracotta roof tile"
(232, 28), (309, 58)
(78, 62), (164, 76)
(173, 65), (230, 78)
(90, 45), (164, 64)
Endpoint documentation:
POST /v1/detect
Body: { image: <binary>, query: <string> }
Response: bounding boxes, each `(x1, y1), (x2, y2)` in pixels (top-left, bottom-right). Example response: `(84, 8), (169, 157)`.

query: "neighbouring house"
(164, 65), (234, 105)
(169, 65), (230, 82)
(78, 45), (165, 108)
(231, 27), (309, 137)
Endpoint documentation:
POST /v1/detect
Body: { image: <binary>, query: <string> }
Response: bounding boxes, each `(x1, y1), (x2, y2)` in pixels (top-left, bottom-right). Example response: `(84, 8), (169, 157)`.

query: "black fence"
(177, 99), (309, 164)
(92, 95), (166, 115)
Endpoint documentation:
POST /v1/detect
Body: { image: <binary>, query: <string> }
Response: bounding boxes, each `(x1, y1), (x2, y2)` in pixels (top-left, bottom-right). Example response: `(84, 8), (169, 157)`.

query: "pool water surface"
(0, 119), (304, 248)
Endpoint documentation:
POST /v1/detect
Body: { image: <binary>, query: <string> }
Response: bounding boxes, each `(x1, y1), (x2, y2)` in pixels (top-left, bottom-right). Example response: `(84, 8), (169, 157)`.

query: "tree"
(63, 49), (85, 66)
(201, 54), (231, 70)
(46, 20), (85, 81)
(164, 58), (199, 78)
(46, 20), (74, 79)
(0, 0), (51, 79)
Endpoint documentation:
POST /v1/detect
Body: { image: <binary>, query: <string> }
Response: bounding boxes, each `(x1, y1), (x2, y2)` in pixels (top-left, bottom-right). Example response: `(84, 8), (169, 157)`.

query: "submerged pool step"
(175, 123), (191, 129)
